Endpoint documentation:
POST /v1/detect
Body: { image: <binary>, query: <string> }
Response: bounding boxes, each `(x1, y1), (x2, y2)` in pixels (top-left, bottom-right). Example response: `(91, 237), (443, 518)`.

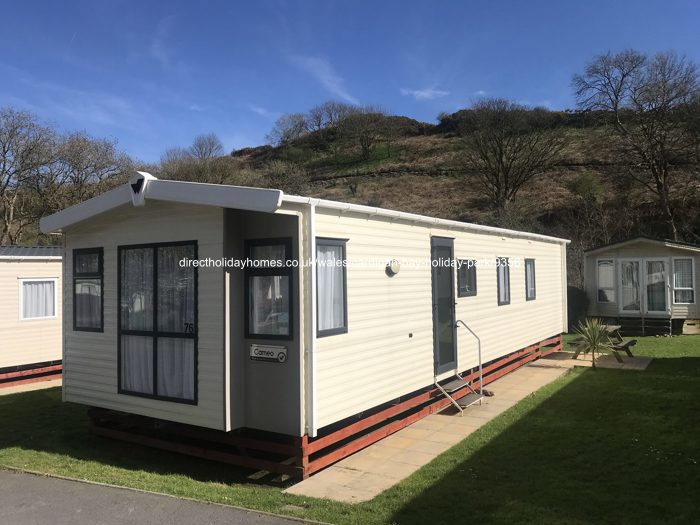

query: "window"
(525, 258), (536, 300)
(457, 259), (477, 297)
(245, 238), (293, 339)
(496, 257), (510, 305)
(673, 258), (695, 304)
(118, 241), (197, 403)
(73, 248), (103, 331)
(20, 279), (57, 320)
(316, 238), (348, 337)
(597, 259), (615, 303)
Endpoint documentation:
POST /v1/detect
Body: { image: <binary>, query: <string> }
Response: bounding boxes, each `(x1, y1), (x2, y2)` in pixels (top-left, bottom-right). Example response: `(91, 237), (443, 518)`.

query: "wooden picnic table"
(568, 324), (636, 363)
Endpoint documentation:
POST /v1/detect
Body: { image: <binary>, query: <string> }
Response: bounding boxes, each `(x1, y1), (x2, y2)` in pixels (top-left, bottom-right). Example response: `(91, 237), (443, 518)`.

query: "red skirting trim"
(87, 333), (562, 478)
(0, 364), (62, 388)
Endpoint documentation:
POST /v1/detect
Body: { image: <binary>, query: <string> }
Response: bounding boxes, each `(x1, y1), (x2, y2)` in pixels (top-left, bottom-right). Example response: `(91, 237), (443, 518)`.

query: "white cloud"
(400, 87), (449, 101)
(150, 15), (176, 67)
(290, 55), (359, 104)
(248, 104), (279, 120)
(473, 89), (487, 96)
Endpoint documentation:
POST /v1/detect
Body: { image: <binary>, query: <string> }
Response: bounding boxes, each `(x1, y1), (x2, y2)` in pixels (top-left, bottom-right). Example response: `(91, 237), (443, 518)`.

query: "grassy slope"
(1, 336), (699, 524)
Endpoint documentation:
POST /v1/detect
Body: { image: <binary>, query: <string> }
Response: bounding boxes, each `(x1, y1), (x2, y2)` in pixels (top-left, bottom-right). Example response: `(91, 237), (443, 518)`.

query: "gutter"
(282, 195), (570, 245)
(307, 200), (319, 437)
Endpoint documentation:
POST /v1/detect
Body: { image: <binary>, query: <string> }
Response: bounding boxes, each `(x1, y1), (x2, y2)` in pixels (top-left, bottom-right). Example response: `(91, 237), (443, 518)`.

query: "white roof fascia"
(584, 237), (700, 255)
(281, 195), (570, 245)
(0, 256), (62, 261)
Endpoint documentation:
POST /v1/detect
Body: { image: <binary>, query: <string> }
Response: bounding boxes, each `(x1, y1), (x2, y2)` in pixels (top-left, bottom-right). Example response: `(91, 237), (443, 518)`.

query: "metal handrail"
(456, 319), (483, 395)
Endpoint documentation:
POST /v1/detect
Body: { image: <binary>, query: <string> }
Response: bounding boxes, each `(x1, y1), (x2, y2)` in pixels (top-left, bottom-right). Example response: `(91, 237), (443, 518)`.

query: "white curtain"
(497, 264), (510, 303)
(249, 275), (290, 335)
(22, 280), (55, 319)
(75, 279), (101, 328)
(620, 261), (640, 311)
(121, 335), (153, 394)
(317, 244), (345, 331)
(157, 245), (195, 333)
(597, 260), (615, 302)
(526, 261), (535, 298)
(674, 258), (694, 303)
(157, 338), (195, 400)
(646, 261), (666, 312)
(121, 248), (153, 330)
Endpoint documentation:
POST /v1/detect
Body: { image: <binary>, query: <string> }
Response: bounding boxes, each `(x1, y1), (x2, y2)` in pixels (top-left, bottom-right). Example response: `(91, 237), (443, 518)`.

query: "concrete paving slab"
(285, 360), (572, 503)
(0, 378), (62, 396)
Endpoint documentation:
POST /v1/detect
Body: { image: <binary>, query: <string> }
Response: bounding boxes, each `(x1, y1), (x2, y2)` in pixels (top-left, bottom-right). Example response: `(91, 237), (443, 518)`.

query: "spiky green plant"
(574, 318), (613, 369)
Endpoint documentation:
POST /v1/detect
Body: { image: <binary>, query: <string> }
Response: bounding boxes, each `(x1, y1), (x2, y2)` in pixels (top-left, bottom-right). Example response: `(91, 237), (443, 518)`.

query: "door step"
(441, 378), (468, 393)
(457, 393), (484, 408)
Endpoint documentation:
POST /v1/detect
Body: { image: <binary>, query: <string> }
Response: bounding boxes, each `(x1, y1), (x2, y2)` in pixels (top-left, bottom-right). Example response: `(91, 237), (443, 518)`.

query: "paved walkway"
(0, 378), (62, 396)
(285, 362), (569, 503)
(539, 351), (653, 370)
(0, 470), (315, 525)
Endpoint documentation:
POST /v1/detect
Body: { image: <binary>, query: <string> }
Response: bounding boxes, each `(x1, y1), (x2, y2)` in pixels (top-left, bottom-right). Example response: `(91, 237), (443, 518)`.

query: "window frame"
(457, 259), (477, 298)
(73, 247), (104, 332)
(244, 237), (294, 341)
(672, 257), (696, 305)
(117, 240), (198, 405)
(525, 258), (536, 301)
(316, 237), (349, 338)
(596, 258), (616, 304)
(496, 257), (510, 306)
(18, 277), (58, 321)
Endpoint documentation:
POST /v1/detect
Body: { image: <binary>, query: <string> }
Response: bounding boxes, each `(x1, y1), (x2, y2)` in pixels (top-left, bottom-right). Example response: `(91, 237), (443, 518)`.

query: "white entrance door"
(644, 259), (669, 314)
(619, 259), (641, 314)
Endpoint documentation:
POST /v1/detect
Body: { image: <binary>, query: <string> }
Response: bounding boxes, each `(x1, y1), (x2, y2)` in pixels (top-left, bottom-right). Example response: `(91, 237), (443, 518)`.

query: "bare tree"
(341, 107), (387, 160)
(188, 133), (224, 160)
(0, 108), (56, 243)
(459, 98), (565, 212)
(573, 50), (700, 240)
(266, 113), (308, 145)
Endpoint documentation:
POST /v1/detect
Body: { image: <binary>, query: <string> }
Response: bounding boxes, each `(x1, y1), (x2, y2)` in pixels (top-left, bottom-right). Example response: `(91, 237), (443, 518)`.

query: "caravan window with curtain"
(73, 248), (103, 331)
(316, 238), (348, 337)
(118, 241), (197, 403)
(673, 258), (695, 304)
(245, 238), (293, 339)
(597, 259), (615, 303)
(525, 259), (536, 300)
(496, 257), (510, 305)
(20, 279), (57, 320)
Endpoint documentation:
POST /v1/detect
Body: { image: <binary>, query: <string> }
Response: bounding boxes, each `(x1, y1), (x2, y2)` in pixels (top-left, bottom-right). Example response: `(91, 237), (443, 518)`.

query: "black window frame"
(117, 240), (198, 405)
(457, 259), (477, 297)
(73, 247), (104, 332)
(244, 237), (294, 341)
(497, 256), (511, 306)
(525, 258), (536, 301)
(316, 237), (349, 338)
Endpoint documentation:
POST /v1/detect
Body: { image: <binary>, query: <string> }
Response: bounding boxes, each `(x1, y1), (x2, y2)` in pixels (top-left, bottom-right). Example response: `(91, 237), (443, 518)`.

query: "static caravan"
(584, 237), (700, 335)
(40, 172), (568, 477)
(0, 245), (63, 386)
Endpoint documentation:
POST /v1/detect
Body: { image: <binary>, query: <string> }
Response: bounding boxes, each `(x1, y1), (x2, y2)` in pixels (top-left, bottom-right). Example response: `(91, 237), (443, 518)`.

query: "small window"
(457, 259), (477, 297)
(317, 238), (348, 337)
(673, 258), (695, 304)
(245, 238), (293, 339)
(525, 259), (536, 301)
(74, 248), (103, 331)
(20, 279), (57, 320)
(497, 257), (510, 305)
(597, 259), (615, 303)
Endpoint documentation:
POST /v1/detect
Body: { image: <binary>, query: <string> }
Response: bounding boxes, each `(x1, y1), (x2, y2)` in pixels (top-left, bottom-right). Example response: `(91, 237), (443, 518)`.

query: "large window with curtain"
(619, 260), (641, 312)
(20, 279), (57, 320)
(316, 238), (347, 337)
(496, 257), (510, 305)
(673, 258), (695, 304)
(118, 241), (197, 403)
(73, 248), (103, 331)
(245, 238), (293, 339)
(597, 259), (615, 303)
(525, 258), (536, 301)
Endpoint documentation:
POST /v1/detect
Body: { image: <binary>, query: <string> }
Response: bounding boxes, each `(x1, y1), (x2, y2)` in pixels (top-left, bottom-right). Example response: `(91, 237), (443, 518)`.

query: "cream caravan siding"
(585, 241), (700, 318)
(0, 260), (62, 368)
(312, 209), (566, 429)
(62, 201), (225, 430)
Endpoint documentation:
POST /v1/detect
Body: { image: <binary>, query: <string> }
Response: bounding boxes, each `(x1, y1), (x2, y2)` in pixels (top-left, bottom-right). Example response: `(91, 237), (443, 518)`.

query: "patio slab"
(533, 351), (653, 371)
(0, 378), (62, 396)
(284, 361), (571, 503)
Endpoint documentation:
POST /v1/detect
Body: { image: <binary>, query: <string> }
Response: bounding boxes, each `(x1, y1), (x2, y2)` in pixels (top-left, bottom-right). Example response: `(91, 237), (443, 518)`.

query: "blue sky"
(1, 0), (699, 162)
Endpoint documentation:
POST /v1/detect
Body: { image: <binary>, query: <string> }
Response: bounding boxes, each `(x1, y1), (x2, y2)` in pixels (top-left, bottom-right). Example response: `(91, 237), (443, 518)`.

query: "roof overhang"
(40, 172), (284, 233)
(584, 236), (700, 255)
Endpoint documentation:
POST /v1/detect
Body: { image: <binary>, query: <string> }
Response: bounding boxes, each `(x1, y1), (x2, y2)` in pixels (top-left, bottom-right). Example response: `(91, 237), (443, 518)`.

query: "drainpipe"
(307, 202), (318, 437)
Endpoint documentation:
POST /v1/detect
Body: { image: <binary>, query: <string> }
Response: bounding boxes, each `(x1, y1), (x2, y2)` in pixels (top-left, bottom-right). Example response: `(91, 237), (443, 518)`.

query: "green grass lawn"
(2, 336), (699, 524)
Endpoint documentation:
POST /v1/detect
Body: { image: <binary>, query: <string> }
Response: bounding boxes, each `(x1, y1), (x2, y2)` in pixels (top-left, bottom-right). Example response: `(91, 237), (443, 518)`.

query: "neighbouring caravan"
(0, 245), (63, 385)
(584, 237), (700, 335)
(40, 172), (568, 476)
